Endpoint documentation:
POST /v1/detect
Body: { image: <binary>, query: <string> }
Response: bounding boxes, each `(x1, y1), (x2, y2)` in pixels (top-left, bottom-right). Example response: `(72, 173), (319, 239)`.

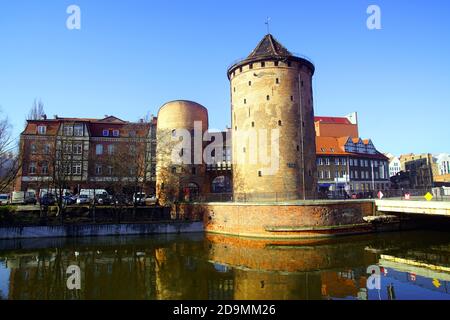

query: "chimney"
(53, 115), (58, 119)
(42, 114), (47, 120)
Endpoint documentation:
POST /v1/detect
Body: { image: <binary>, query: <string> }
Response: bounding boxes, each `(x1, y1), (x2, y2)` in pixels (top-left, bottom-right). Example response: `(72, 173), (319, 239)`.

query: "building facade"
(385, 154), (402, 177)
(17, 116), (157, 195)
(435, 153), (450, 175)
(316, 136), (389, 197)
(400, 153), (438, 189)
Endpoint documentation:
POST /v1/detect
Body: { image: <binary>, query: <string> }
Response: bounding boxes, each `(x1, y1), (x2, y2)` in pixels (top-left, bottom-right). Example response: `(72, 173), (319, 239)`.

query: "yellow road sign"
(424, 192), (433, 201)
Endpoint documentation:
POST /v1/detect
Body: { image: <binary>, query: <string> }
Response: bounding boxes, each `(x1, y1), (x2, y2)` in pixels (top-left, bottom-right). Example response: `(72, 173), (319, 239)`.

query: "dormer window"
(113, 130), (120, 137)
(102, 129), (109, 137)
(74, 124), (83, 136)
(38, 125), (46, 135)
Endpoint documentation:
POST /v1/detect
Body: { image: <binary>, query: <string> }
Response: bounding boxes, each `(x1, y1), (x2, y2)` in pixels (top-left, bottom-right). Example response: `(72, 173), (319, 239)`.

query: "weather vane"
(265, 17), (271, 34)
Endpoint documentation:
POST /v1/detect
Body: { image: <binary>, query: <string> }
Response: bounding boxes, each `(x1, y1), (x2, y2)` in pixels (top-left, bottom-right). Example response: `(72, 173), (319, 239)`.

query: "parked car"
(76, 194), (90, 205)
(132, 192), (147, 206)
(95, 194), (112, 205)
(62, 195), (76, 205)
(0, 194), (10, 205)
(40, 194), (56, 206)
(11, 191), (37, 205)
(145, 195), (157, 206)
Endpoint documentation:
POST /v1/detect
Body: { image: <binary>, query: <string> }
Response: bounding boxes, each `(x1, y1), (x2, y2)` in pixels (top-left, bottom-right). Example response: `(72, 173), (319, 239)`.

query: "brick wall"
(179, 201), (374, 239)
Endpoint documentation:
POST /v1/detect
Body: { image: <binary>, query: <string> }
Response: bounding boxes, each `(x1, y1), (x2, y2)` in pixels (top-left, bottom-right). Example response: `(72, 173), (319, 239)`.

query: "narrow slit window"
(278, 120), (282, 126)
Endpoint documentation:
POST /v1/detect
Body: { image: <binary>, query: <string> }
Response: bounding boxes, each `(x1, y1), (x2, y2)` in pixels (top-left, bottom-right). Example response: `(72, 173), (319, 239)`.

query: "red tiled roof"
(314, 116), (352, 125)
(316, 136), (388, 160)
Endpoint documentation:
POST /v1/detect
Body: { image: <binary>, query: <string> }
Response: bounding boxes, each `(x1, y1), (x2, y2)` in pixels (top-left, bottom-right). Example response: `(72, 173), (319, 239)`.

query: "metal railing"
(192, 188), (450, 203)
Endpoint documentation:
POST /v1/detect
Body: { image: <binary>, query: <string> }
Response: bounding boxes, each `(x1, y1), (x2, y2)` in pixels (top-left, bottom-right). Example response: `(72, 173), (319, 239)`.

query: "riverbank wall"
(0, 221), (203, 240)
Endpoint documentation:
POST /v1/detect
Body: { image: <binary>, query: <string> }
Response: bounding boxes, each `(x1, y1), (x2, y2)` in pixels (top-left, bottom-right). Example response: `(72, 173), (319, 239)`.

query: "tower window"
(261, 62), (265, 67)
(239, 67), (242, 73)
(276, 78), (279, 84)
(287, 62), (291, 67)
(233, 87), (236, 92)
(266, 95), (270, 101)
(244, 99), (247, 104)
(249, 64), (253, 69)
(235, 126), (237, 131)
(243, 147), (246, 153)
(301, 80), (304, 87)
(258, 171), (262, 177)
(290, 96), (294, 102)
(252, 122), (255, 127)
(248, 81), (252, 86)
(278, 120), (282, 126)
(297, 145), (300, 151)
(274, 61), (279, 67)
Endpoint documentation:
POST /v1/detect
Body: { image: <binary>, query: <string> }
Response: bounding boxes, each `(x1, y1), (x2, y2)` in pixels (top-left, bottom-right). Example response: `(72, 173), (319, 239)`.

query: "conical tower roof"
(247, 34), (293, 59)
(227, 34), (314, 78)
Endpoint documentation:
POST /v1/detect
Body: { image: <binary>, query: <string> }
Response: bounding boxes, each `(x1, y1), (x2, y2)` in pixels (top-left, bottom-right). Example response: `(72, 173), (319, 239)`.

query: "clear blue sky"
(0, 0), (449, 155)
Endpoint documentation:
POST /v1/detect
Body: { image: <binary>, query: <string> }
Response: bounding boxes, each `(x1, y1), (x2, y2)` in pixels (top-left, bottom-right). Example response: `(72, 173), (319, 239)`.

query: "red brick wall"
(180, 201), (374, 238)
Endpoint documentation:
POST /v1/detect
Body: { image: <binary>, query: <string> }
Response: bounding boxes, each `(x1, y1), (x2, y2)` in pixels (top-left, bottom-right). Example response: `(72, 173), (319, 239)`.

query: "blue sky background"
(0, 0), (449, 155)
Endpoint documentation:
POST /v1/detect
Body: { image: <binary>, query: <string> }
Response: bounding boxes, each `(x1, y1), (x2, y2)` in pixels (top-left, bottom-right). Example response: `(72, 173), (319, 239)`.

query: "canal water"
(0, 230), (449, 300)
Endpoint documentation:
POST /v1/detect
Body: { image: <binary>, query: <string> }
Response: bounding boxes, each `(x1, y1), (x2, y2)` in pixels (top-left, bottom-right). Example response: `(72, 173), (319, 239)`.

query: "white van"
(10, 191), (37, 205)
(79, 189), (109, 200)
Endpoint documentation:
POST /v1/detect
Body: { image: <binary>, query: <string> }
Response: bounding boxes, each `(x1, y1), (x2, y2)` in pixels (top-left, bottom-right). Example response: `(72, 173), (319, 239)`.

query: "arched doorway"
(183, 182), (199, 202)
(211, 175), (232, 193)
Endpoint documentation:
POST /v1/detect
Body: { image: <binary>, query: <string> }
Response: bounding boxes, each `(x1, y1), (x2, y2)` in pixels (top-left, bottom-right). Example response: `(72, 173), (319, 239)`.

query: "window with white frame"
(112, 129), (120, 137)
(74, 124), (83, 136)
(44, 144), (51, 154)
(350, 159), (354, 166)
(31, 143), (37, 154)
(103, 129), (109, 137)
(73, 143), (82, 155)
(42, 162), (49, 175)
(72, 163), (82, 175)
(108, 144), (115, 155)
(95, 164), (102, 175)
(335, 158), (339, 165)
(64, 126), (73, 136)
(341, 158), (347, 165)
(64, 143), (72, 154)
(325, 158), (330, 166)
(29, 162), (37, 174)
(107, 166), (113, 175)
(38, 125), (47, 135)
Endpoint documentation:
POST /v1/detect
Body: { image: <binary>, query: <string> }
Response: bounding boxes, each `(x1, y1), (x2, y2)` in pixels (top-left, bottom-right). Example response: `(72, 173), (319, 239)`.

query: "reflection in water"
(0, 231), (449, 300)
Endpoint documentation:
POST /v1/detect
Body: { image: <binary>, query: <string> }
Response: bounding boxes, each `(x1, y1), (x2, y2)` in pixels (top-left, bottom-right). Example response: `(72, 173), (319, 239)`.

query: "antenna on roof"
(265, 17), (271, 34)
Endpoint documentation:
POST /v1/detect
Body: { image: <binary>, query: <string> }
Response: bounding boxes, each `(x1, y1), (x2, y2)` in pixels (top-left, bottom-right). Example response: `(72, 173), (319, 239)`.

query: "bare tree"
(0, 110), (20, 193)
(27, 99), (46, 122)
